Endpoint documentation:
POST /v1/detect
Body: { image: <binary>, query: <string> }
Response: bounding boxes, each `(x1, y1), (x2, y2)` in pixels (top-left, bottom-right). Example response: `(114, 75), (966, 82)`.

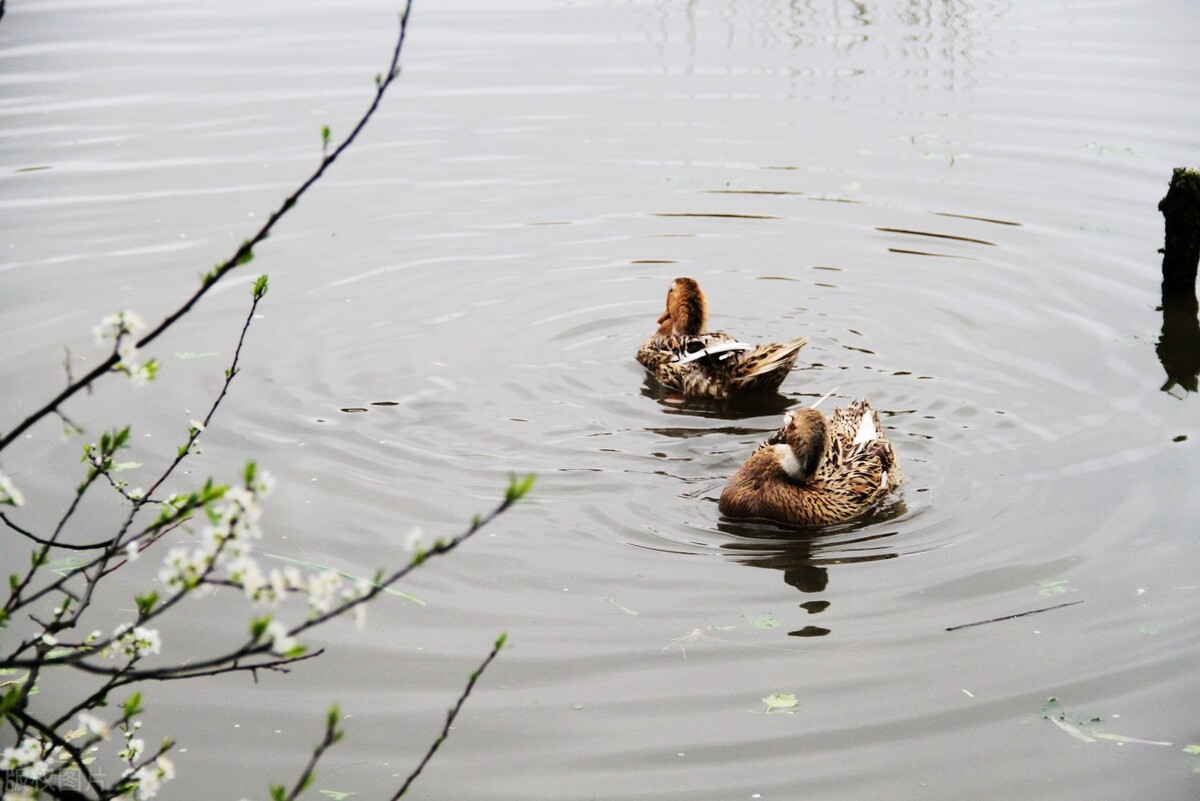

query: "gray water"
(3, 0), (1200, 798)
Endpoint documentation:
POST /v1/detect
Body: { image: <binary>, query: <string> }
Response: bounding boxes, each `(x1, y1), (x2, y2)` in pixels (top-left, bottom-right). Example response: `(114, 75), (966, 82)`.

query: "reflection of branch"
(0, 2), (415, 454)
(390, 634), (507, 800)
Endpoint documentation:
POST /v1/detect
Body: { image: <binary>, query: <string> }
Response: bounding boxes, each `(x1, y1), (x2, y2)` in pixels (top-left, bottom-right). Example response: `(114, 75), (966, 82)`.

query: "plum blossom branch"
(0, 2), (414, 454)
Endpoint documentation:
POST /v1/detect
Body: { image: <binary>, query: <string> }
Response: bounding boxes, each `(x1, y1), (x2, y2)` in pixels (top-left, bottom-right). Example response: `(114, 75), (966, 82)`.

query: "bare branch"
(390, 633), (506, 799)
(0, 2), (415, 454)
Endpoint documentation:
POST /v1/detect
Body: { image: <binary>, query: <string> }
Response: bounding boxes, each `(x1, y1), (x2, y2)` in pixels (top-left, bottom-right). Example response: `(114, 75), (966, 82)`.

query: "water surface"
(2, 1), (1199, 799)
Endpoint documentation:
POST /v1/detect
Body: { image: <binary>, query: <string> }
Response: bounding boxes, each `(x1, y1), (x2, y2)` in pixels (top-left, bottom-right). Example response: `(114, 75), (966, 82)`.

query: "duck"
(636, 277), (808, 399)
(718, 398), (904, 526)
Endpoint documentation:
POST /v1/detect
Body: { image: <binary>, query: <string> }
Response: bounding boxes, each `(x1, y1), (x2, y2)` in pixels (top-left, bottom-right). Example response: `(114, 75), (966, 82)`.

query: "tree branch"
(0, 1), (415, 454)
(390, 633), (506, 799)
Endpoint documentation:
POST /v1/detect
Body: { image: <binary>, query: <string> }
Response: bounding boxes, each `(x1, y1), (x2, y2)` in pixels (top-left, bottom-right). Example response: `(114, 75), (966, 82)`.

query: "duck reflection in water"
(719, 506), (905, 638)
(639, 375), (796, 421)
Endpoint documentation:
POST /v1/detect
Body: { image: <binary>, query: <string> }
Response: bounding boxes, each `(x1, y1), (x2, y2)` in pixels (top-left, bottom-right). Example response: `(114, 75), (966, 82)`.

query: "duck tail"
(850, 399), (880, 445)
(731, 337), (808, 388)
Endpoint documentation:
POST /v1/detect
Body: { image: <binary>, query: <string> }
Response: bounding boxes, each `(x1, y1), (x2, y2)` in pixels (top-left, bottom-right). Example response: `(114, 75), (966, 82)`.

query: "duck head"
(768, 408), (829, 482)
(655, 277), (708, 336)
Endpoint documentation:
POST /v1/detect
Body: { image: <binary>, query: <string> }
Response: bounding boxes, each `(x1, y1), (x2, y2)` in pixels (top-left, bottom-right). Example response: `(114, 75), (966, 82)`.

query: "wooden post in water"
(1159, 167), (1200, 292)
(1157, 167), (1200, 394)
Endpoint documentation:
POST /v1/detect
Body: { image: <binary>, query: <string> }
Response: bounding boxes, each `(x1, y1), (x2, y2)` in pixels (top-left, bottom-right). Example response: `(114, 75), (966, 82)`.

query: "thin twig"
(282, 706), (344, 801)
(945, 600), (1084, 632)
(389, 633), (506, 800)
(0, 1), (414, 454)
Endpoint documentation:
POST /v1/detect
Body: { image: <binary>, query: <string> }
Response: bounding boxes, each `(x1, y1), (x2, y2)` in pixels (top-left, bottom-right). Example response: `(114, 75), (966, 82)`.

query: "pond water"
(3, 0), (1200, 798)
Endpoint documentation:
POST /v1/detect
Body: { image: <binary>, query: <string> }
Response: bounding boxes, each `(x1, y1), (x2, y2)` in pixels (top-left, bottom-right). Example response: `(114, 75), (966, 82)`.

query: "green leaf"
(762, 693), (799, 714)
(505, 472), (536, 503)
(1184, 744), (1200, 755)
(321, 125), (331, 147)
(326, 704), (341, 729)
(270, 784), (286, 801)
(135, 592), (159, 617)
(43, 557), (85, 578)
(122, 692), (143, 718)
(250, 616), (271, 639)
(244, 461), (258, 486)
(235, 241), (255, 266)
(0, 685), (24, 714)
(253, 274), (269, 300)
(494, 632), (508, 650)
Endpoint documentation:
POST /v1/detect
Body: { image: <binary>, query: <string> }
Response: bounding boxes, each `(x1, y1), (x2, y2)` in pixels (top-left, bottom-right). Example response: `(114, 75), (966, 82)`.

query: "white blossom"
(158, 546), (211, 592)
(265, 620), (298, 655)
(1, 736), (56, 780)
(252, 469), (275, 498)
(306, 570), (343, 616)
(93, 310), (145, 346)
(78, 711), (111, 737)
(0, 472), (23, 507)
(342, 578), (373, 631)
(404, 527), (425, 554)
(129, 755), (174, 800)
(1, 737), (42, 770)
(119, 737), (144, 763)
(111, 624), (161, 660)
(126, 541), (141, 561)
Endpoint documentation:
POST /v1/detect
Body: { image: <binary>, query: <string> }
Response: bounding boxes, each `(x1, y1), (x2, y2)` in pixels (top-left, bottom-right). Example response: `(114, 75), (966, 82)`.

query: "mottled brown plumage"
(719, 399), (904, 525)
(636, 278), (807, 399)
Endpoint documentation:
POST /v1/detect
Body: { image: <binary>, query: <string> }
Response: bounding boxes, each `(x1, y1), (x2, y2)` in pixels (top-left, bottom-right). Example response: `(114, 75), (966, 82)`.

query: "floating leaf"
(1089, 731), (1172, 746)
(762, 694), (799, 714)
(1041, 697), (1171, 747)
(174, 352), (219, 360)
(1037, 580), (1073, 597)
(745, 613), (778, 629)
(111, 461), (141, 472)
(318, 792), (354, 801)
(606, 598), (639, 616)
(1183, 744), (1200, 755)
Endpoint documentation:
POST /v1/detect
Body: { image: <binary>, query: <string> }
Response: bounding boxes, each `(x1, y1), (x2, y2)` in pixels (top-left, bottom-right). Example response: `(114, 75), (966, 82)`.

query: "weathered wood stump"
(1157, 167), (1200, 394)
(1159, 167), (1200, 292)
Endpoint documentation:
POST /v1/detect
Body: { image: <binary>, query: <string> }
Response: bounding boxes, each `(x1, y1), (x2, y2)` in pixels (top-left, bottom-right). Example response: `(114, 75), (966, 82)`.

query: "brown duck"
(718, 398), (904, 525)
(635, 277), (808, 399)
